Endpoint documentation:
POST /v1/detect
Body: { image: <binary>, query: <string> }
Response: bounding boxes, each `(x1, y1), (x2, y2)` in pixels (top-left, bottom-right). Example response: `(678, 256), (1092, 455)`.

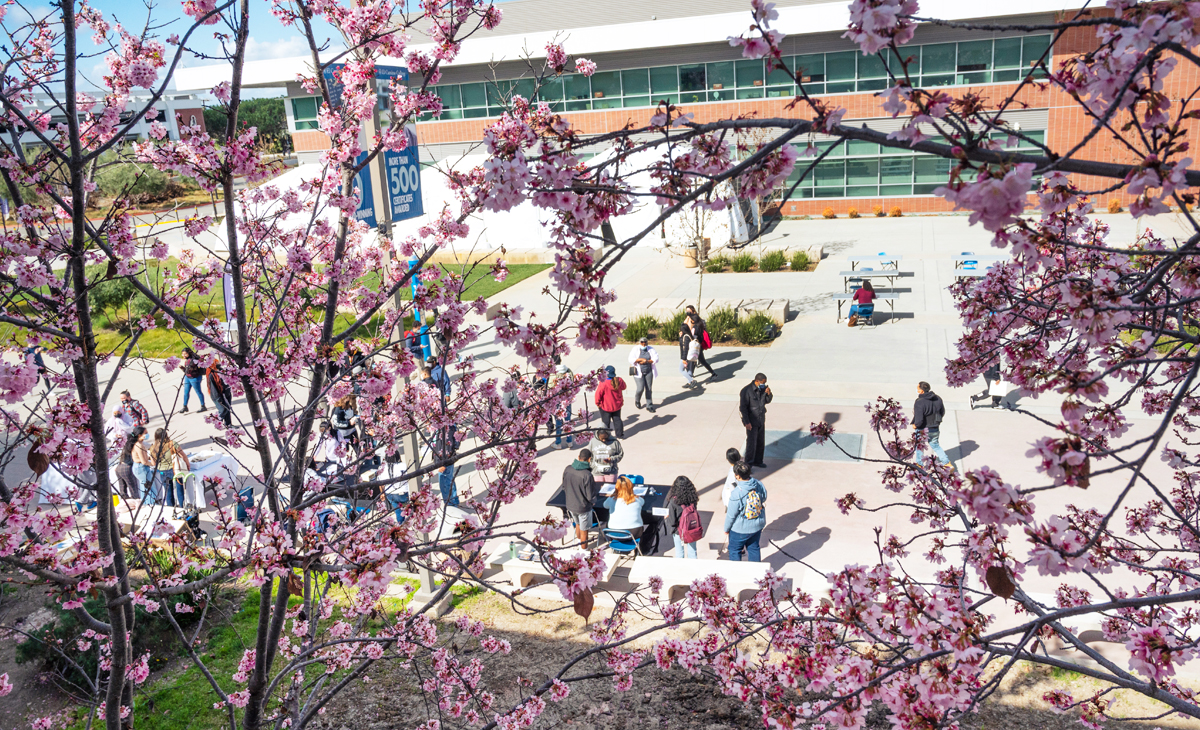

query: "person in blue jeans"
(437, 463), (459, 508)
(723, 461), (767, 562)
(179, 348), (206, 414)
(912, 381), (951, 466)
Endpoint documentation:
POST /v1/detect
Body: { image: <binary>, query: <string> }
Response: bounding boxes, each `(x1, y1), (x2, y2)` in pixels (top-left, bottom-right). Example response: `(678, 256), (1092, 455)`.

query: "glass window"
(593, 97), (622, 109)
(815, 187), (845, 198)
(994, 38), (1022, 68)
(859, 54), (887, 79)
(826, 51), (856, 93)
(957, 40), (991, 84)
(676, 64), (704, 102)
(815, 160), (845, 186)
(591, 70), (621, 100)
(736, 59), (765, 89)
(887, 51), (918, 77)
(537, 78), (564, 102)
(847, 185), (878, 197)
(564, 74), (591, 100)
(847, 140), (879, 156)
(880, 184), (912, 195)
(815, 140), (844, 158)
(914, 156), (951, 184)
(622, 69), (650, 96)
(565, 100), (591, 112)
(513, 78), (536, 101)
(460, 82), (487, 108)
(433, 85), (460, 111)
(462, 107), (488, 119)
(291, 97), (319, 130)
(1023, 35), (1052, 74)
(623, 96), (650, 108)
(766, 57), (794, 86)
(795, 53), (825, 82)
(485, 81), (507, 107)
(846, 159), (879, 186)
(707, 61), (734, 90)
(880, 157), (913, 185)
(737, 87), (765, 99)
(922, 44), (955, 74)
(1024, 129), (1046, 147)
(649, 66), (679, 95)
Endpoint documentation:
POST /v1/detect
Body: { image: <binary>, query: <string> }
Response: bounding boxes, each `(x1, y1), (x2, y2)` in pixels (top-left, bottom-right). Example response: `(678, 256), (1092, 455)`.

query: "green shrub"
(87, 264), (155, 326)
(704, 255), (729, 273)
(663, 310), (688, 340)
(790, 251), (810, 271)
(759, 250), (786, 272)
(622, 314), (658, 343)
(17, 571), (207, 689)
(706, 306), (737, 344)
(735, 312), (778, 345)
(731, 253), (756, 273)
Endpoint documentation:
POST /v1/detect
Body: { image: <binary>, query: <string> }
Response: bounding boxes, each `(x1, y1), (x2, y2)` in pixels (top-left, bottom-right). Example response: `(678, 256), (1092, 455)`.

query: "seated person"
(602, 476), (645, 538)
(849, 280), (876, 325)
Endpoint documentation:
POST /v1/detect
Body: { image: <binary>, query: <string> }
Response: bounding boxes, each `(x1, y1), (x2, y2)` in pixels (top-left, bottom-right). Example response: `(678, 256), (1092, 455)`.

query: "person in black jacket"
(912, 381), (951, 466)
(685, 306), (717, 379)
(562, 449), (598, 547)
(739, 373), (773, 468)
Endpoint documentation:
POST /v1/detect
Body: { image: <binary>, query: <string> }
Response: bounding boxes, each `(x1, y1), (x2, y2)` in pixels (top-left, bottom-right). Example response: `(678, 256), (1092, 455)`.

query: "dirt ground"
(4, 584), (1200, 730)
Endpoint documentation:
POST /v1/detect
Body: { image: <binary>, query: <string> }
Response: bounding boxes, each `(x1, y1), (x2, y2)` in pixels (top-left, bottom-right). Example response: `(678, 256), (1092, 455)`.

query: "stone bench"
(625, 556), (792, 602)
(736, 298), (789, 324)
(487, 547), (619, 589)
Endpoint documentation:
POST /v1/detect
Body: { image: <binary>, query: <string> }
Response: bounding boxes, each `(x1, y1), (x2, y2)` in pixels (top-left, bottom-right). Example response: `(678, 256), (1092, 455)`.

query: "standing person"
(206, 361), (233, 427)
(562, 448), (598, 547)
(912, 381), (951, 466)
(180, 348), (207, 414)
(723, 462), (767, 562)
(739, 373), (773, 469)
(587, 429), (624, 484)
(603, 476), (645, 539)
(150, 428), (190, 509)
(437, 463), (459, 508)
(24, 345), (50, 389)
(128, 427), (154, 502)
(684, 306), (717, 379)
(848, 280), (876, 327)
(114, 432), (141, 499)
(551, 356), (574, 449)
(665, 475), (703, 559)
(331, 395), (359, 447)
(105, 406), (133, 445)
(720, 447), (742, 508)
(594, 365), (627, 438)
(627, 336), (659, 413)
(678, 325), (701, 390)
(119, 390), (149, 428)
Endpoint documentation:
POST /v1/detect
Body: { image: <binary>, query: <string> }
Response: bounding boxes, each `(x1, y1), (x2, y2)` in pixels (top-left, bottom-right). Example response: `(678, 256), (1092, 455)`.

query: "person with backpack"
(665, 475), (703, 559)
(562, 448), (598, 547)
(723, 461), (768, 562)
(206, 362), (233, 427)
(594, 365), (627, 438)
(685, 306), (717, 379)
(678, 325), (702, 390)
(179, 347), (207, 414)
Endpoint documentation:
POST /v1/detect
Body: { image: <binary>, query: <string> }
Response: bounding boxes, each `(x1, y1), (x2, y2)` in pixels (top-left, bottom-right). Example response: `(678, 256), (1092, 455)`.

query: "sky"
(82, 0), (346, 96)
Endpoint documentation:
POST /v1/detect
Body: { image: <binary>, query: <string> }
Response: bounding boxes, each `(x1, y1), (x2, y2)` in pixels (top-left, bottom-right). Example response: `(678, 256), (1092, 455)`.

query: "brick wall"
(293, 130), (332, 152)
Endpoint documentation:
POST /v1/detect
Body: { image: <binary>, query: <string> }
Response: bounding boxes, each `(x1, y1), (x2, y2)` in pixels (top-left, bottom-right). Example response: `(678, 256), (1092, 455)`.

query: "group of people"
(561, 441), (769, 562)
(178, 348), (235, 426)
(111, 425), (192, 509)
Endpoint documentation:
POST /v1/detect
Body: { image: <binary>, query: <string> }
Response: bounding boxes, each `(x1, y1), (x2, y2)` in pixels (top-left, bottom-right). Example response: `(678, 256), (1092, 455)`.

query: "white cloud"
(244, 35), (311, 62)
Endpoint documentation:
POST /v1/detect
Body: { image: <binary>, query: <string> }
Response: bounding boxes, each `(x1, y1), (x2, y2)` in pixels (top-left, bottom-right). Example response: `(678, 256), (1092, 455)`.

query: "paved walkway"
(23, 212), (1195, 672)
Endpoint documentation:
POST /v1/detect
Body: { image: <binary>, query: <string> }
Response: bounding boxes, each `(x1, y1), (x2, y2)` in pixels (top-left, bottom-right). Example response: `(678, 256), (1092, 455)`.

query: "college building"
(177, 0), (1191, 218)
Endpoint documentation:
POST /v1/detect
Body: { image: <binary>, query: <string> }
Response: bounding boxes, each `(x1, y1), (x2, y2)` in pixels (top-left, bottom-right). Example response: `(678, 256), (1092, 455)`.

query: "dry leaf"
(27, 449), (48, 477)
(573, 588), (594, 620)
(985, 564), (1016, 600)
(287, 571), (303, 596)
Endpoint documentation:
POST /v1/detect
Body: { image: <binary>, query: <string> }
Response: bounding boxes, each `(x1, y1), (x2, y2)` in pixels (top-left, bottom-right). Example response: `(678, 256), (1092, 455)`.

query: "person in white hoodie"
(627, 336), (659, 413)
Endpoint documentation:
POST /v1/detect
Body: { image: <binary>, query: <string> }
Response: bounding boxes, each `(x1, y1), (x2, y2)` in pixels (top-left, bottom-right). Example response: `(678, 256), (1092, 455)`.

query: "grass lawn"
(8, 262), (550, 359)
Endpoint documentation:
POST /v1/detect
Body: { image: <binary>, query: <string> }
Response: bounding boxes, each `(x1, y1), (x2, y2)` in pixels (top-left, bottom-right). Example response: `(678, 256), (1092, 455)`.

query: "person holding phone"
(739, 373), (773, 469)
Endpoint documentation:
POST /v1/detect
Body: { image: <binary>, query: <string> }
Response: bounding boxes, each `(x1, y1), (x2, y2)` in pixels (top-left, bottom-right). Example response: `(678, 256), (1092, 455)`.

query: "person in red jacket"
(594, 365), (626, 438)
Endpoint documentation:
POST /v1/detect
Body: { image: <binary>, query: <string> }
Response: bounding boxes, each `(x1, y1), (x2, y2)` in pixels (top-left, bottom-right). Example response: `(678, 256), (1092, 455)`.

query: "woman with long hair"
(666, 475), (702, 559)
(150, 428), (189, 508)
(848, 279), (876, 326)
(603, 475), (645, 538)
(115, 430), (141, 499)
(127, 426), (154, 502)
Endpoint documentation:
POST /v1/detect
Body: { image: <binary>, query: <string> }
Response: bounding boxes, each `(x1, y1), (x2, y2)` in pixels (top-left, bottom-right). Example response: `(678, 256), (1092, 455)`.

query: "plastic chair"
(852, 304), (875, 327)
(877, 251), (896, 269)
(960, 251), (977, 268)
(602, 528), (642, 558)
(619, 474), (645, 485)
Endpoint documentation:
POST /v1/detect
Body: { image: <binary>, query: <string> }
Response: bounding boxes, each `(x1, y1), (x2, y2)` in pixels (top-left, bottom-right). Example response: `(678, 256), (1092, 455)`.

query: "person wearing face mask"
(739, 373), (773, 469)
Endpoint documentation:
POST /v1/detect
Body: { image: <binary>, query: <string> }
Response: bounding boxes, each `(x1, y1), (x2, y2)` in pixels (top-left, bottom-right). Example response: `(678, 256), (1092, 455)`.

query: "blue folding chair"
(878, 251), (896, 269)
(619, 474), (645, 485)
(602, 528), (642, 558)
(850, 303), (875, 327)
(960, 251), (977, 269)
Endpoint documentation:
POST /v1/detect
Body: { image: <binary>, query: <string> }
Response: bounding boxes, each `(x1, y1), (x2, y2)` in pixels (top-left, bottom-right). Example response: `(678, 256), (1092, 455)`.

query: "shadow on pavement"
(948, 439), (979, 462)
(622, 412), (677, 438)
(767, 526), (832, 570)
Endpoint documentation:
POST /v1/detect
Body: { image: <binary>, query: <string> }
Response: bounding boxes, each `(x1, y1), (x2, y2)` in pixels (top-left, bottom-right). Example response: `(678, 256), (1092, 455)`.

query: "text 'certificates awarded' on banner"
(384, 125), (424, 222)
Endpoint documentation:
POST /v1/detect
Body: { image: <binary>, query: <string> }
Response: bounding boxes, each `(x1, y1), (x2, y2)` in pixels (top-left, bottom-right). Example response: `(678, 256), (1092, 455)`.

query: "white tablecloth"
(174, 451), (239, 508)
(39, 466), (96, 502)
